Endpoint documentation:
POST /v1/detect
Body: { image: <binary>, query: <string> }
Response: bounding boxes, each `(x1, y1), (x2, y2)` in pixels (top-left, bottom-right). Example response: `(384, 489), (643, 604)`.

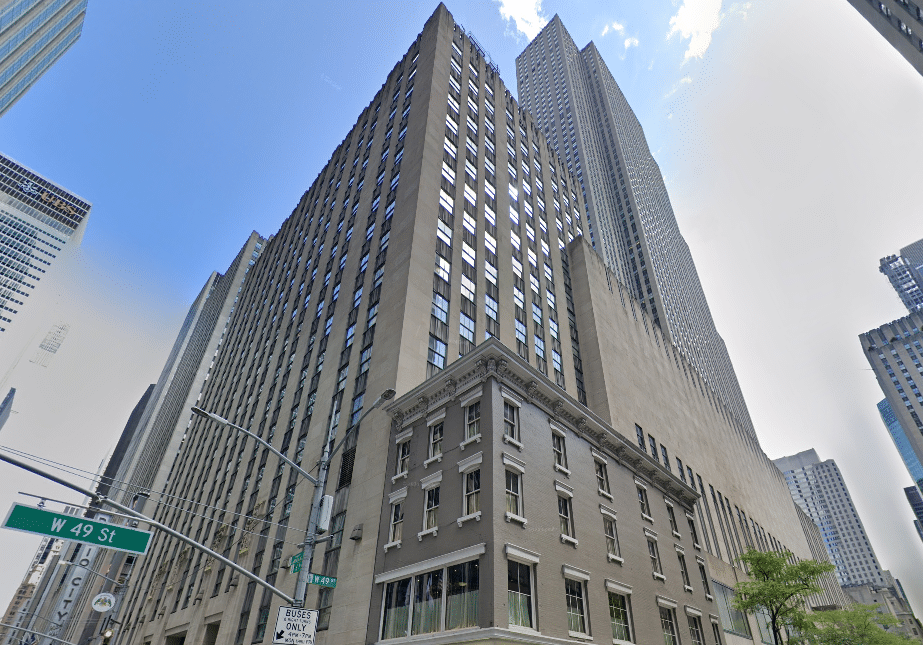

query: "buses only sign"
(2, 503), (152, 554)
(273, 607), (318, 645)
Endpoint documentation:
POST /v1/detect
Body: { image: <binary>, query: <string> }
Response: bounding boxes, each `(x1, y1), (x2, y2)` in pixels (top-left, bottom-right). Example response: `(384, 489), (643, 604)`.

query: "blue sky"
(1, 0), (923, 615)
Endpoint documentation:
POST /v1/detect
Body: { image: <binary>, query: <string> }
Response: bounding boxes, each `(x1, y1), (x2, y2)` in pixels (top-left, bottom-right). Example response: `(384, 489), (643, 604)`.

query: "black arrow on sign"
(275, 630), (285, 640)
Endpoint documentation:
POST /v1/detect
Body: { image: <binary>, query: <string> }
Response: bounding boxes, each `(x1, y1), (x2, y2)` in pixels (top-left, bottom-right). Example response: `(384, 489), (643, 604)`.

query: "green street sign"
(2, 503), (152, 555)
(290, 552), (303, 573)
(308, 573), (336, 588)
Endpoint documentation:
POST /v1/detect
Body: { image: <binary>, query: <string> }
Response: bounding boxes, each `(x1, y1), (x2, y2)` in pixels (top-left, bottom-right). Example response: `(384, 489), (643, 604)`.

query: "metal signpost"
(2, 504), (152, 554)
(272, 607), (318, 645)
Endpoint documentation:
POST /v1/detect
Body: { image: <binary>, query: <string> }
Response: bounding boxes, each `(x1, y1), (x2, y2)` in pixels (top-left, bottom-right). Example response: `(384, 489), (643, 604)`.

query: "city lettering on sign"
(2, 504), (152, 555)
(308, 574), (336, 588)
(273, 607), (318, 645)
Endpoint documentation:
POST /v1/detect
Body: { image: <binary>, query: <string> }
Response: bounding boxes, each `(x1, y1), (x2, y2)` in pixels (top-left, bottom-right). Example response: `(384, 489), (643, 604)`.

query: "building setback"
(860, 311), (923, 489)
(514, 17), (756, 448)
(845, 0), (923, 77)
(79, 6), (838, 645)
(0, 152), (90, 332)
(0, 0), (88, 117)
(880, 238), (923, 314)
(774, 449), (887, 587)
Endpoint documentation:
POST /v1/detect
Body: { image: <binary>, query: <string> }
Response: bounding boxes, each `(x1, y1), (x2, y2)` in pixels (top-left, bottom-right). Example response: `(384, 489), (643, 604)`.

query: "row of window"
(380, 556), (722, 644)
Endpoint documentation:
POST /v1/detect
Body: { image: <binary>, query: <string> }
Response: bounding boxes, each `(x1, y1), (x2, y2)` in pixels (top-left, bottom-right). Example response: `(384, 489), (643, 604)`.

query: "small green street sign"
(308, 573), (336, 588)
(290, 552), (303, 573)
(2, 503), (152, 555)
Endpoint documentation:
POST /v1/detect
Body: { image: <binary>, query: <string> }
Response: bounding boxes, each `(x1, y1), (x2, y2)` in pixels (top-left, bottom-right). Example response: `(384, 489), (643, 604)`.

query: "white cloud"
(729, 2), (753, 19)
(664, 76), (693, 97)
(624, 37), (639, 50)
(667, 0), (723, 61)
(601, 21), (625, 37)
(495, 0), (548, 40)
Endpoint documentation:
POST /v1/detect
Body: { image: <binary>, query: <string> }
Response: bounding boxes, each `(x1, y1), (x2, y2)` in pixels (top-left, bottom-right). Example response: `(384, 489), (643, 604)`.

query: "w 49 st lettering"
(2, 503), (152, 554)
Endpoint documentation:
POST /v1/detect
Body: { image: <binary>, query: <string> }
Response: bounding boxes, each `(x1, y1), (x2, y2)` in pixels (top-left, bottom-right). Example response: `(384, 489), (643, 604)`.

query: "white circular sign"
(91, 593), (116, 613)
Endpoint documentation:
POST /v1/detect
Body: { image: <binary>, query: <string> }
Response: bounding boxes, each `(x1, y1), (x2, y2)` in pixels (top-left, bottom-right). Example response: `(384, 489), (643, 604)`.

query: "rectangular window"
(396, 441), (410, 476)
(666, 504), (679, 534)
(636, 425), (646, 452)
(411, 570), (443, 635)
(604, 518), (620, 558)
(465, 402), (481, 439)
(688, 615), (704, 645)
(638, 486), (651, 517)
(459, 313), (475, 343)
(595, 460), (610, 494)
(678, 553), (691, 588)
(558, 496), (574, 537)
(688, 515), (701, 547)
(381, 578), (411, 639)
(506, 470), (522, 516)
(446, 560), (479, 629)
(424, 487), (440, 530)
(552, 433), (568, 470)
(429, 423), (443, 459)
(503, 401), (519, 440)
(389, 502), (404, 543)
(508, 560), (533, 628)
(661, 445), (670, 470)
(698, 563), (711, 596)
(608, 592), (632, 642)
(649, 436), (658, 462)
(648, 538), (662, 575)
(464, 469), (481, 514)
(565, 579), (587, 634)
(432, 293), (449, 323)
(660, 607), (679, 645)
(428, 335), (447, 371)
(712, 621), (723, 645)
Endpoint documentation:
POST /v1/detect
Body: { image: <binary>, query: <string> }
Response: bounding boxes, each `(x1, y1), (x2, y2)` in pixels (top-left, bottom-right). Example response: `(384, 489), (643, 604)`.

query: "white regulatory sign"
(273, 606), (318, 645)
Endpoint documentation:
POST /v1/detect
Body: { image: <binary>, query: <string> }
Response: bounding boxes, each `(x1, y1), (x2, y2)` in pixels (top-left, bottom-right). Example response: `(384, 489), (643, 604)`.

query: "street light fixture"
(192, 387), (396, 607)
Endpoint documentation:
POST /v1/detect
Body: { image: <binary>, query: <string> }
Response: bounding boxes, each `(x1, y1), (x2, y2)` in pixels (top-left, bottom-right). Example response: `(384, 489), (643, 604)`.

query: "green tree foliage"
(802, 604), (911, 645)
(733, 548), (834, 645)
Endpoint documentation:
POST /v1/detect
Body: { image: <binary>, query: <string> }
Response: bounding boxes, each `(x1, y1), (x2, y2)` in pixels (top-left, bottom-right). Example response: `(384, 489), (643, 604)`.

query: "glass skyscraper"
(878, 397), (923, 489)
(0, 0), (88, 117)
(0, 152), (90, 332)
(515, 17), (756, 445)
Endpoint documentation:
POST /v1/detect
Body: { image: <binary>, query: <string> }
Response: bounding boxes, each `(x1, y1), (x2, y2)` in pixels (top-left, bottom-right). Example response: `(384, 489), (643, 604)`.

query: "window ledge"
(560, 534), (579, 547)
(423, 454), (443, 469)
(705, 594), (714, 602)
(507, 625), (541, 636)
(503, 434), (523, 450)
(383, 540), (401, 552)
(505, 512), (528, 527)
(417, 527), (438, 541)
(457, 511), (481, 527)
(672, 531), (682, 539)
(567, 630), (593, 641)
(391, 472), (408, 484)
(554, 463), (571, 476)
(460, 435), (482, 450)
(597, 489), (613, 502)
(693, 543), (702, 551)
(641, 513), (654, 524)
(653, 572), (666, 582)
(684, 585), (694, 593)
(607, 554), (624, 565)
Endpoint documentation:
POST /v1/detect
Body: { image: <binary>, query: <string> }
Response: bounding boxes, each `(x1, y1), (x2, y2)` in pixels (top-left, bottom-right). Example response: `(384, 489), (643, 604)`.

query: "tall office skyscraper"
(0, 0), (88, 116)
(906, 485), (923, 543)
(0, 152), (90, 332)
(515, 17), (756, 444)
(68, 7), (836, 645)
(879, 397), (923, 489)
(774, 449), (887, 587)
(845, 0), (923, 77)
(880, 238), (923, 313)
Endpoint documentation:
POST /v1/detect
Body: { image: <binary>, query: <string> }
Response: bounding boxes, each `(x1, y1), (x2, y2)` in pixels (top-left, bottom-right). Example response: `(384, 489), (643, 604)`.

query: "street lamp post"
(292, 388), (395, 606)
(193, 387), (395, 607)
